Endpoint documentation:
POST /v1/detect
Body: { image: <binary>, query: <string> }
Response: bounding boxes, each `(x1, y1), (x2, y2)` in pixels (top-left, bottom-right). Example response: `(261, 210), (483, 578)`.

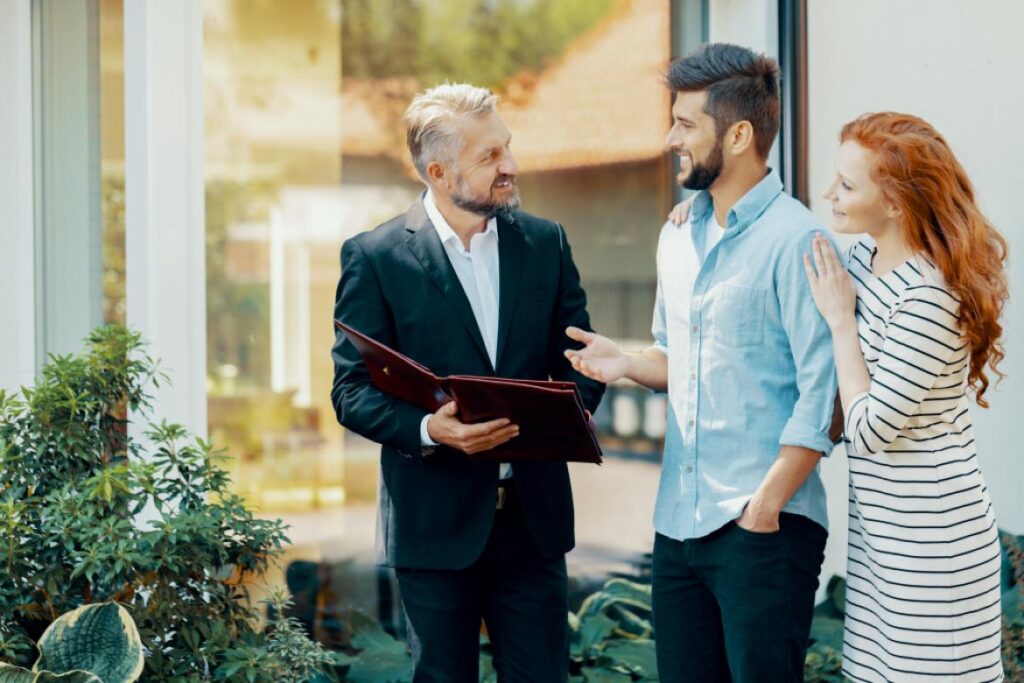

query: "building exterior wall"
(808, 1), (1024, 594)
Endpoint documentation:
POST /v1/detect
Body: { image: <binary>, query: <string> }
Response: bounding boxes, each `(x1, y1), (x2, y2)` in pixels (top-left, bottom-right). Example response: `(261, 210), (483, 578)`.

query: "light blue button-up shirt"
(651, 171), (838, 542)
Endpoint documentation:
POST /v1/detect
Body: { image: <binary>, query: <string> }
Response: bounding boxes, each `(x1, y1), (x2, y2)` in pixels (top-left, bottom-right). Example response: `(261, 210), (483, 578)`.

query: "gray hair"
(405, 83), (499, 181)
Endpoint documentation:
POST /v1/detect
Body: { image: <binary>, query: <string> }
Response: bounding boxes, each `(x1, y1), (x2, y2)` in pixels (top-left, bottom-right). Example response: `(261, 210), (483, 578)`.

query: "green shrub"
(0, 326), (332, 682)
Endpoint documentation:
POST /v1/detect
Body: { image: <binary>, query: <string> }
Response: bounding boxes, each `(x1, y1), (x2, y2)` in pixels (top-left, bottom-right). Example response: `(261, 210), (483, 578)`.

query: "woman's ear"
(884, 198), (902, 220)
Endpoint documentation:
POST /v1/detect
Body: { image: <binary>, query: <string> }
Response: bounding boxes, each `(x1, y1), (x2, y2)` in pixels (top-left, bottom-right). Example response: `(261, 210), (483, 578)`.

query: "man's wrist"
(622, 351), (638, 383)
(420, 414), (439, 448)
(748, 492), (783, 518)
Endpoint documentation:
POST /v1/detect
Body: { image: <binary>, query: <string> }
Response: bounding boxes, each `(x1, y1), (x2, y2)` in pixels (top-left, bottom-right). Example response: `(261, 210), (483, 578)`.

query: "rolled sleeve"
(777, 232), (840, 456)
(780, 416), (837, 456)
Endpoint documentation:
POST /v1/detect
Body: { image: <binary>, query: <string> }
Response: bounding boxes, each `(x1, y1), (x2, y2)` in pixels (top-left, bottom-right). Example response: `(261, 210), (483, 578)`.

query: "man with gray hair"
(331, 83), (604, 681)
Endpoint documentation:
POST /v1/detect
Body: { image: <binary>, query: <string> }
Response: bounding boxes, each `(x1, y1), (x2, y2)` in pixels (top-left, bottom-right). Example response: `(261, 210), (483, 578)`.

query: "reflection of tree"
(341, 0), (616, 89)
(206, 181), (278, 389)
(102, 177), (126, 326)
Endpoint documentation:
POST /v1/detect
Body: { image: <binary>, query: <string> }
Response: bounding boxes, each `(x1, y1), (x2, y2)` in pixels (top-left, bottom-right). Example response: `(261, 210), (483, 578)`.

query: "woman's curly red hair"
(841, 112), (1009, 407)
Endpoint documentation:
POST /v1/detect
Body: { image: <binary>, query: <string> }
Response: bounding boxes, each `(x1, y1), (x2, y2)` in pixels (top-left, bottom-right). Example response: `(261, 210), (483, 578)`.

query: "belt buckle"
(496, 485), (506, 510)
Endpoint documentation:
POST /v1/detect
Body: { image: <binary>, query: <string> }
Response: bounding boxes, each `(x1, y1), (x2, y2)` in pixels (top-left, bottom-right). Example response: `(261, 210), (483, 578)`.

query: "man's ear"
(727, 120), (755, 157)
(426, 161), (447, 188)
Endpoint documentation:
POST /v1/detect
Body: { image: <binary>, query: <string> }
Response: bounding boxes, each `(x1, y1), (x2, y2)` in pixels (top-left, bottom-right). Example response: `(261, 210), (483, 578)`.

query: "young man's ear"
(725, 120), (756, 157)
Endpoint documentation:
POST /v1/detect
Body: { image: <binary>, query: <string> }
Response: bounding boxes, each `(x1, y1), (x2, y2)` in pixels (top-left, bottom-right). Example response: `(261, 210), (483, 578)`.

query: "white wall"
(808, 0), (1024, 587)
(0, 0), (38, 392)
(708, 0), (779, 58)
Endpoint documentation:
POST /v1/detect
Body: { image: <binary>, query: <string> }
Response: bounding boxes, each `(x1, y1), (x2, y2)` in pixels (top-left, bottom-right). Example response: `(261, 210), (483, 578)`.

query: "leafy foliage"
(0, 326), (332, 682)
(340, 0), (618, 89)
(331, 611), (412, 683)
(1001, 531), (1024, 681)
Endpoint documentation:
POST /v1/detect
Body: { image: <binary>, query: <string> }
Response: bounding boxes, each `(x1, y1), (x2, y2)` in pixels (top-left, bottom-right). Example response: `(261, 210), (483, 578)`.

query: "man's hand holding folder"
(335, 320), (602, 464)
(426, 401), (520, 456)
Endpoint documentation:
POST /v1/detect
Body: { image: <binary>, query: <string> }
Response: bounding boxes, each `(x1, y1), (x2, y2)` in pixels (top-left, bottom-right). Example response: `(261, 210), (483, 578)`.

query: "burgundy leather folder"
(335, 320), (602, 464)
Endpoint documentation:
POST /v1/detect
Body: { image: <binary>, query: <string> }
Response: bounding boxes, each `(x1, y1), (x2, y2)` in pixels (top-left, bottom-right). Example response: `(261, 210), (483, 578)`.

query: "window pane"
(204, 0), (673, 641)
(100, 0), (125, 326)
(33, 0), (125, 356)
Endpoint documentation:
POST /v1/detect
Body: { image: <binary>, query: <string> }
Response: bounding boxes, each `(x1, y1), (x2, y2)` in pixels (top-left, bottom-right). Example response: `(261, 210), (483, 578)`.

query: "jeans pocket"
(708, 284), (766, 348)
(731, 520), (782, 540)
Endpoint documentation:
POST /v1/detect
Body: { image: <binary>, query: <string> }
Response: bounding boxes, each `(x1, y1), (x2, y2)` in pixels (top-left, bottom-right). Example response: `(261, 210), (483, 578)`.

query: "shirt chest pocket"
(707, 284), (766, 348)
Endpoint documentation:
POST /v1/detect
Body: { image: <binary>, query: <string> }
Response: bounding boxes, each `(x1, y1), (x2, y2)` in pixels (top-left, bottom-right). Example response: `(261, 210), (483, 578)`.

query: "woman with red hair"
(806, 112), (1008, 681)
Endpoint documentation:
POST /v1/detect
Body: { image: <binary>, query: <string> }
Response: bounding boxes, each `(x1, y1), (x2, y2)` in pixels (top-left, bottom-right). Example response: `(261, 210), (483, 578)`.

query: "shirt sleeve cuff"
(420, 414), (438, 447)
(779, 417), (837, 457)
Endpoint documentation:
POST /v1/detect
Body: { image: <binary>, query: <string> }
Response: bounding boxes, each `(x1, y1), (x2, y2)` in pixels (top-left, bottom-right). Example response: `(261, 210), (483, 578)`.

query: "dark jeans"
(652, 512), (827, 683)
(395, 481), (569, 683)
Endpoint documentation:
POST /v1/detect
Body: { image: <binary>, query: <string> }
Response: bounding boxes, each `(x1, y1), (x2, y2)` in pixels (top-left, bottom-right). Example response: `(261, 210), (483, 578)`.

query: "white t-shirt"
(705, 213), (725, 253)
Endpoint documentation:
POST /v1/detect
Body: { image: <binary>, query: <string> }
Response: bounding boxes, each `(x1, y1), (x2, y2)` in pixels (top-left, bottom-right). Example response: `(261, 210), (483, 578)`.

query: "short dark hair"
(666, 43), (781, 159)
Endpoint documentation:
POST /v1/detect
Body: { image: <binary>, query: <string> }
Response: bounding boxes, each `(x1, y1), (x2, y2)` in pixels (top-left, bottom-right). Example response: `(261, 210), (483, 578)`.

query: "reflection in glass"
(204, 0), (672, 643)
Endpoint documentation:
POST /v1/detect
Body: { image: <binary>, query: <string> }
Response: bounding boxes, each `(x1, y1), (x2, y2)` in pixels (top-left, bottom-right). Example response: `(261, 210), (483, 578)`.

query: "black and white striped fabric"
(840, 239), (1003, 682)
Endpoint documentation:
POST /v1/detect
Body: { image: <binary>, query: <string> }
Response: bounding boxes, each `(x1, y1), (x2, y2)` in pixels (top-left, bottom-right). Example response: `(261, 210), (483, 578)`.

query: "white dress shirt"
(419, 191), (511, 479)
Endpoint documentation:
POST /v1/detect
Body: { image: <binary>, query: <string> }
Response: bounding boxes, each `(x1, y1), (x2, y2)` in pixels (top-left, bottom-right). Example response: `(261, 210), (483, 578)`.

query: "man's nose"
(499, 152), (518, 177)
(665, 128), (680, 151)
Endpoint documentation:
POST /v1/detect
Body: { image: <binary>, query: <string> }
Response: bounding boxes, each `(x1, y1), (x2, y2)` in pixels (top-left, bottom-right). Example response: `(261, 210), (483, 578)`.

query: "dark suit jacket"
(330, 197), (605, 570)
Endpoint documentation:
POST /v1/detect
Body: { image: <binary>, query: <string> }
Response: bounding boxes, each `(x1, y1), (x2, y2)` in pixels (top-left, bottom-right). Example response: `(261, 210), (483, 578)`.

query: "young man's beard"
(451, 174), (521, 218)
(681, 136), (725, 191)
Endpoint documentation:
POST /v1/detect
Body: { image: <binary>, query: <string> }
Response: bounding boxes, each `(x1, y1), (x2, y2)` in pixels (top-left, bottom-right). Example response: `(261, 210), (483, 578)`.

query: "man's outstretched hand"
(564, 326), (630, 384)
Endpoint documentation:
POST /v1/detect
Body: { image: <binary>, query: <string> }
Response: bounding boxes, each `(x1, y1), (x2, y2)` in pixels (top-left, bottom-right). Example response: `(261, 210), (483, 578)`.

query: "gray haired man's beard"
(451, 175), (521, 219)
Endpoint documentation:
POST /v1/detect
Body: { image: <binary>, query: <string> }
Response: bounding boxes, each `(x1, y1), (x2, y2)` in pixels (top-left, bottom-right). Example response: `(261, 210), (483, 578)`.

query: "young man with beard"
(566, 45), (838, 682)
(331, 83), (604, 682)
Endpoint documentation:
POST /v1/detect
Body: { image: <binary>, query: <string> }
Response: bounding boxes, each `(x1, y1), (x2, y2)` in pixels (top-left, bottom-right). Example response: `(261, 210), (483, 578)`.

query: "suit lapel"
(403, 198), (493, 371)
(495, 215), (524, 371)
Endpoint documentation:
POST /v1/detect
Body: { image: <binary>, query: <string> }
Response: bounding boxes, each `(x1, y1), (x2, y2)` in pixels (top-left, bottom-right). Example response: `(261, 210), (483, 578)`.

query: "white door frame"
(124, 0), (207, 439)
(0, 0), (39, 393)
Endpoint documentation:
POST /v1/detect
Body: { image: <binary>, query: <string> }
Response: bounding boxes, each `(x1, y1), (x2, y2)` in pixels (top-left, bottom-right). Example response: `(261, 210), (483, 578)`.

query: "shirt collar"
(685, 168), (784, 235)
(423, 190), (498, 252)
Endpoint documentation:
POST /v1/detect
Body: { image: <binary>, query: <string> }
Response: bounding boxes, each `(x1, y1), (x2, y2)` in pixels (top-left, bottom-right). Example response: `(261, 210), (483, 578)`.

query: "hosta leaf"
(348, 610), (407, 655)
(34, 672), (103, 683)
(0, 664), (35, 683)
(599, 639), (658, 680)
(579, 667), (632, 683)
(35, 603), (144, 683)
(574, 613), (617, 659)
(0, 665), (100, 683)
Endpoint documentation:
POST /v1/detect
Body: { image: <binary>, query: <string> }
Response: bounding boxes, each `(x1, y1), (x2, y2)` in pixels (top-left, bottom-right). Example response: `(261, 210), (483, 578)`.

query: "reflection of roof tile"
(500, 0), (670, 171)
(340, 1), (670, 172)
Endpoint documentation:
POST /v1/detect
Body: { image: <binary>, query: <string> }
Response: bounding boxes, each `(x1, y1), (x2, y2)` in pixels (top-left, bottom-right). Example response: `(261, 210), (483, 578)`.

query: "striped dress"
(840, 239), (1003, 682)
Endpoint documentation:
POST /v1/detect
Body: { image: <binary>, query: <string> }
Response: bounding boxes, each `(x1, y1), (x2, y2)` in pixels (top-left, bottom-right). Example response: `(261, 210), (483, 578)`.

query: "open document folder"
(334, 320), (602, 464)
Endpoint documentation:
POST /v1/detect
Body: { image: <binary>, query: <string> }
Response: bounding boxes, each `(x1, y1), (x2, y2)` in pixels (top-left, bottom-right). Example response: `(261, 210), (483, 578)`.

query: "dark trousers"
(652, 512), (827, 683)
(395, 481), (569, 683)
